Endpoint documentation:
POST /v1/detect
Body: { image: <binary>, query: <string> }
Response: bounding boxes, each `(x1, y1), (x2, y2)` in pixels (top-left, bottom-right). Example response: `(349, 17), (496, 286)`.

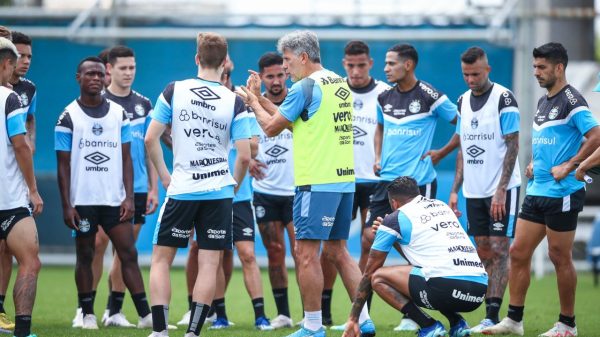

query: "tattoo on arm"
(349, 250), (387, 321)
(498, 133), (519, 190)
(451, 147), (463, 193)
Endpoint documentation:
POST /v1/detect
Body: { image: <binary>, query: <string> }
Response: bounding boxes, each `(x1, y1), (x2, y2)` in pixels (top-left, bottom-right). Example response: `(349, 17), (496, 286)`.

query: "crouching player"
(343, 176), (488, 337)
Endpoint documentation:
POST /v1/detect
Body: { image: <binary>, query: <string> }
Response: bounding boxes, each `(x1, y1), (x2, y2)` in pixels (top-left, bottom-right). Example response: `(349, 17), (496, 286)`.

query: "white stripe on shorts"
(425, 183), (431, 198)
(562, 194), (571, 212)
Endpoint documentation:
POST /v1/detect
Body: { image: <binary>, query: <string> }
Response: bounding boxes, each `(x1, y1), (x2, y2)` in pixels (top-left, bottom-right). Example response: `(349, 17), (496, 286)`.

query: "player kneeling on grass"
(342, 176), (488, 337)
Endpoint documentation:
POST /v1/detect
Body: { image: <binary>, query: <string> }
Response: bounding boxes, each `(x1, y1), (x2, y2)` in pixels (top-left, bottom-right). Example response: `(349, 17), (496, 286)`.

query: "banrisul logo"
(334, 87), (350, 101)
(92, 123), (103, 136)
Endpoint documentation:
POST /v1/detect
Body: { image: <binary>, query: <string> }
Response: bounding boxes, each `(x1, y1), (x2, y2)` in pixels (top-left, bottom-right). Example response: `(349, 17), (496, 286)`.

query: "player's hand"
(120, 197), (134, 222)
(371, 215), (385, 233)
(146, 188), (159, 215)
(575, 166), (588, 182)
(63, 206), (80, 230)
(247, 70), (262, 97)
(490, 187), (506, 222)
(525, 161), (534, 179)
(236, 86), (258, 106)
(373, 161), (382, 176)
(342, 320), (361, 337)
(29, 190), (43, 216)
(249, 159), (267, 180)
(551, 161), (575, 181)
(421, 149), (443, 165)
(448, 192), (461, 217)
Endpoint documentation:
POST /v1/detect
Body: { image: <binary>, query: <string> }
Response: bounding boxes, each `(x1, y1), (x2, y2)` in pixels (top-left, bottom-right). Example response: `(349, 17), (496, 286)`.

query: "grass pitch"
(5, 266), (600, 336)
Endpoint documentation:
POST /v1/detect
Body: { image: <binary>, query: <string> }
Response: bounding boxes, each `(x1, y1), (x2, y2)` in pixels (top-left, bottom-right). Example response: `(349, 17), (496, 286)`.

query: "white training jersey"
(457, 83), (521, 198)
(63, 99), (128, 206)
(350, 79), (390, 182)
(373, 195), (487, 280)
(152, 78), (249, 197)
(0, 87), (29, 210)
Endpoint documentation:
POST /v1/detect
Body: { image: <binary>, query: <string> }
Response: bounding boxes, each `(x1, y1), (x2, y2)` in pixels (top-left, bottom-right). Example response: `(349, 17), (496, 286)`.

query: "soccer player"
(97, 45), (158, 327)
(341, 176), (488, 337)
(0, 36), (42, 337)
(145, 32), (251, 337)
(250, 52), (296, 329)
(323, 40), (390, 327)
(483, 42), (600, 337)
(372, 43), (459, 332)
(0, 30), (37, 333)
(575, 77), (600, 179)
(55, 56), (152, 330)
(238, 30), (375, 337)
(448, 46), (521, 333)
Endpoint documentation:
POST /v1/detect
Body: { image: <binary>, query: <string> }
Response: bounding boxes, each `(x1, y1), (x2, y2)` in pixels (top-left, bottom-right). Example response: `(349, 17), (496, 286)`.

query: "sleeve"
(570, 108), (599, 136)
(121, 110), (132, 143)
(5, 92), (27, 140)
(249, 114), (261, 137)
(151, 82), (175, 124)
(54, 110), (73, 151)
(278, 79), (312, 122)
(371, 212), (402, 252)
(376, 103), (384, 124)
(455, 95), (463, 135)
(144, 99), (154, 134)
(231, 96), (251, 141)
(28, 90), (37, 116)
(432, 96), (458, 122)
(499, 90), (520, 136)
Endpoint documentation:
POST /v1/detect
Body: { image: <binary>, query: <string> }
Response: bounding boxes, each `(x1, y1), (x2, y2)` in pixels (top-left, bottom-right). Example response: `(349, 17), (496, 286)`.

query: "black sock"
(108, 291), (125, 316)
(187, 302), (210, 335)
(106, 294), (112, 311)
(151, 305), (168, 332)
(400, 302), (435, 328)
(559, 314), (576, 328)
(78, 292), (95, 315)
(272, 288), (290, 317)
(252, 298), (265, 320)
(486, 297), (502, 323)
(132, 292), (151, 318)
(13, 315), (31, 337)
(188, 295), (193, 312)
(484, 298), (491, 315)
(441, 311), (462, 327)
(507, 305), (524, 322)
(321, 289), (333, 320)
(91, 290), (97, 303)
(207, 300), (215, 317)
(214, 298), (227, 320)
(0, 295), (6, 313)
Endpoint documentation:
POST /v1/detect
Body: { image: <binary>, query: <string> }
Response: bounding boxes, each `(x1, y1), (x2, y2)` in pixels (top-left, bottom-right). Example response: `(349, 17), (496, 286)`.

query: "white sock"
(304, 310), (322, 331)
(358, 302), (370, 324)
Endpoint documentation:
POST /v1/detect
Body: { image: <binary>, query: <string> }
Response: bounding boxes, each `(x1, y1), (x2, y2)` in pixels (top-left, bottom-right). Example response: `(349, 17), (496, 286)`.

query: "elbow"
(238, 151), (251, 167)
(263, 124), (281, 138)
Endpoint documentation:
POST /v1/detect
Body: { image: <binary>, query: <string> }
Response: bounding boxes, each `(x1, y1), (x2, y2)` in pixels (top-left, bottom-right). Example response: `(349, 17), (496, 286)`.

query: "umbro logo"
(84, 151), (110, 165)
(334, 87), (350, 101)
(265, 145), (288, 158)
(190, 87), (221, 100)
(466, 145), (485, 158)
(353, 126), (367, 138)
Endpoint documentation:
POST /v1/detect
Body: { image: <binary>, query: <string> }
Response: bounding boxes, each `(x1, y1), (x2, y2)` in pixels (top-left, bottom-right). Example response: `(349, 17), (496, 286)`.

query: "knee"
(294, 246), (317, 266)
(477, 245), (493, 261)
(361, 233), (373, 252)
(265, 241), (285, 261)
(21, 256), (41, 276)
(239, 249), (257, 267)
(508, 243), (530, 265)
(118, 246), (139, 265)
(370, 270), (384, 293)
(548, 246), (572, 267)
(77, 246), (95, 265)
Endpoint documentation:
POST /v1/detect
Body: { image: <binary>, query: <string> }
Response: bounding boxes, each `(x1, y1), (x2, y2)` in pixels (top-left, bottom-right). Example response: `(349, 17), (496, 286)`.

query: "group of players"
(0, 25), (598, 337)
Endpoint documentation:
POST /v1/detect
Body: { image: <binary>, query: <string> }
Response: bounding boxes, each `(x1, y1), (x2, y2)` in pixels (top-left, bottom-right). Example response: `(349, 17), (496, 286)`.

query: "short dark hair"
(388, 44), (418, 66)
(387, 176), (420, 201)
(77, 56), (104, 73)
(344, 40), (370, 57)
(533, 42), (568, 68)
(108, 45), (134, 65)
(461, 46), (486, 64)
(97, 48), (110, 65)
(258, 52), (283, 72)
(197, 32), (228, 69)
(10, 31), (31, 46)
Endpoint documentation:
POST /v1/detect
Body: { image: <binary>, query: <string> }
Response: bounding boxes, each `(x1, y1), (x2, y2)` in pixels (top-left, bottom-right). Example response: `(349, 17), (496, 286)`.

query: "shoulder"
(561, 85), (589, 112)
(377, 86), (395, 102)
(382, 209), (401, 233)
(374, 79), (391, 94)
(417, 80), (444, 102)
(494, 84), (518, 110)
(132, 90), (152, 106)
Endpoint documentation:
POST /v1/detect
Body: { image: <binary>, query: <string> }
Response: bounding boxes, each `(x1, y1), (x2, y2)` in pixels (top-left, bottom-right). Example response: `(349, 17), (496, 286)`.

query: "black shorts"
(74, 205), (122, 238)
(154, 198), (233, 250)
(409, 271), (487, 313)
(134, 193), (147, 225)
(366, 179), (437, 228)
(518, 188), (585, 232)
(352, 182), (376, 220)
(0, 207), (32, 240)
(233, 201), (255, 242)
(466, 187), (520, 237)
(253, 192), (294, 224)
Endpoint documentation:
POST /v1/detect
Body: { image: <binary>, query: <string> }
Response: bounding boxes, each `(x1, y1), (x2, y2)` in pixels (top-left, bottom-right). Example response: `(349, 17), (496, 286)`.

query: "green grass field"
(5, 266), (600, 337)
